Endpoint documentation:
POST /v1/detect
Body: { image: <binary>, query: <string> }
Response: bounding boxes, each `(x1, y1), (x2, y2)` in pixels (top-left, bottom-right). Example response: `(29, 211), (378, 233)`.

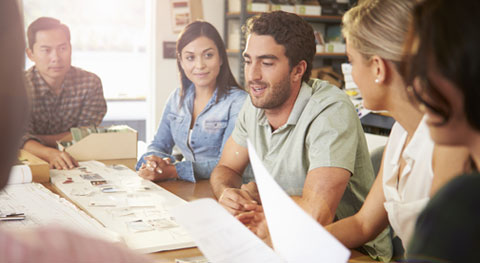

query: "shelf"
(226, 12), (342, 23)
(227, 49), (346, 58)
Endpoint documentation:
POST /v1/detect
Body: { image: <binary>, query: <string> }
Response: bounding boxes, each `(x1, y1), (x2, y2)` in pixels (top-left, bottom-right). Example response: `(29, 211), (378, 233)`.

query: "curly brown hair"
(243, 11), (316, 83)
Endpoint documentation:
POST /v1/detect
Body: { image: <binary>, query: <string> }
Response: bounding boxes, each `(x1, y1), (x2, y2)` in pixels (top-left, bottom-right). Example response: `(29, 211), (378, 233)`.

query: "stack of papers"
(50, 161), (195, 253)
(0, 169), (117, 242)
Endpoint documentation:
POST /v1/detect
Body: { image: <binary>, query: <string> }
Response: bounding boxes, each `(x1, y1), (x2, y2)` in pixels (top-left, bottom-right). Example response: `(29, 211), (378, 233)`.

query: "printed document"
(171, 140), (350, 262)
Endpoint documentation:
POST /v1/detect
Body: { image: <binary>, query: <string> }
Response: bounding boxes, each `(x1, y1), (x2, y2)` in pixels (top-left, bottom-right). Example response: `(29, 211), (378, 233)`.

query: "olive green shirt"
(232, 79), (392, 261)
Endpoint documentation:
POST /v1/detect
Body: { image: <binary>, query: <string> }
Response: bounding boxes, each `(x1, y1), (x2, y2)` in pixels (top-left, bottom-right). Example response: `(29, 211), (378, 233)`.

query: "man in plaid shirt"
(22, 17), (107, 170)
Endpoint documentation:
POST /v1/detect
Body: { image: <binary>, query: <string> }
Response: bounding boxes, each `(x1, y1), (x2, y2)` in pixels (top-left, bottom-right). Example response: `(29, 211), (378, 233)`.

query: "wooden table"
(43, 159), (378, 263)
(149, 180), (377, 263)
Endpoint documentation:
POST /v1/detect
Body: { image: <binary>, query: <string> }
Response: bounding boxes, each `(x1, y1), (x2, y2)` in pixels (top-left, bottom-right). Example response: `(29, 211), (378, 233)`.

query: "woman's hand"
(137, 155), (178, 181)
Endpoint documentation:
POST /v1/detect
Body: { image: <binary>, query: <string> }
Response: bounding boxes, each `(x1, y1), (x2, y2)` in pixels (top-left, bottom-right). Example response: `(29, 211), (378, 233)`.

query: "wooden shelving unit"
(224, 1), (347, 86)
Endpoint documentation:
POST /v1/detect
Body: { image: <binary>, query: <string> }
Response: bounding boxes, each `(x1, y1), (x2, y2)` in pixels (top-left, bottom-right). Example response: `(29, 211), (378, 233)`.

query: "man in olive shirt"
(210, 11), (392, 261)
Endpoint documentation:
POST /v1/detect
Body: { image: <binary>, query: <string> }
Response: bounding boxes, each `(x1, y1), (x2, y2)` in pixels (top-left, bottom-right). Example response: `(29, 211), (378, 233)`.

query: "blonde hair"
(342, 0), (417, 63)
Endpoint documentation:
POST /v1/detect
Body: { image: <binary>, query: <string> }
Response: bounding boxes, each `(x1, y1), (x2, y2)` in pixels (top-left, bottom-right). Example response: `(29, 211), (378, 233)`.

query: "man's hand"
(46, 148), (78, 170)
(138, 155), (177, 181)
(236, 206), (272, 247)
(240, 181), (261, 204)
(218, 188), (258, 215)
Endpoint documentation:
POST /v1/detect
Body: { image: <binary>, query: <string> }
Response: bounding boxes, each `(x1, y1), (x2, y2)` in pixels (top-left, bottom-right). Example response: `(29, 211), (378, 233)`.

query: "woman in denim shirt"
(136, 21), (247, 182)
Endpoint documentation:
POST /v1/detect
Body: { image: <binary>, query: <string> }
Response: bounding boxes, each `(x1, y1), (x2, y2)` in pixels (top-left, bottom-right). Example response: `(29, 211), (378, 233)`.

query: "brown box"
(57, 127), (138, 162)
(18, 150), (50, 183)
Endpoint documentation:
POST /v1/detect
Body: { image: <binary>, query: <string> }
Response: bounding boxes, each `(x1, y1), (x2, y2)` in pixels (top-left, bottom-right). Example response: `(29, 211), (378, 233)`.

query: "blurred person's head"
(176, 20), (240, 105)
(0, 0), (29, 187)
(241, 11), (314, 110)
(342, 0), (417, 111)
(26, 17), (72, 85)
(402, 0), (480, 147)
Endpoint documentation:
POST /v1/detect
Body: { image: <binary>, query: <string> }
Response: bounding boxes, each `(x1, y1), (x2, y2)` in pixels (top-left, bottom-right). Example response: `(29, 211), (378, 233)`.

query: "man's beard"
(248, 74), (291, 109)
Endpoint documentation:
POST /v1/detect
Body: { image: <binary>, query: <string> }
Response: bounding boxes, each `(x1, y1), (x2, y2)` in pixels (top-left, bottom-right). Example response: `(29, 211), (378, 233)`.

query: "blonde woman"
(325, 0), (469, 260)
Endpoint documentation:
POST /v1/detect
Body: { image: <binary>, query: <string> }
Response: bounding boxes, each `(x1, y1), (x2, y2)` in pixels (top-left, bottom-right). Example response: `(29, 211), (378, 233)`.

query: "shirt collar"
(32, 67), (51, 96)
(257, 82), (312, 127)
(33, 66), (74, 97)
(184, 83), (219, 110)
(403, 115), (431, 161)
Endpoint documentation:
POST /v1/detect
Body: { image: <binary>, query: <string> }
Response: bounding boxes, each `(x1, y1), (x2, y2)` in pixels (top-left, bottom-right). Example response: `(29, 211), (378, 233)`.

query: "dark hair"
(176, 20), (241, 106)
(243, 11), (316, 83)
(401, 0), (480, 130)
(27, 17), (71, 50)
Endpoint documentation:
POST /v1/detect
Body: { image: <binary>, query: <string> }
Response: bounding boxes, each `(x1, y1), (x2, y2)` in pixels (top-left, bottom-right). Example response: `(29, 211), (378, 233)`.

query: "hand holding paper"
(172, 140), (350, 262)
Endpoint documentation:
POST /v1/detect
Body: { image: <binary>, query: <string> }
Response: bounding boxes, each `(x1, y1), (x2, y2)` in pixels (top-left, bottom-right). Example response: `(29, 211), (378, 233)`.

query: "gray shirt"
(232, 79), (392, 261)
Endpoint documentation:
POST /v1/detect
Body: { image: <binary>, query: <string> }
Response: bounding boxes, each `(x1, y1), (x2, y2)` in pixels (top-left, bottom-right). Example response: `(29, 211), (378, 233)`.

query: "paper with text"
(7, 165), (32, 184)
(247, 140), (350, 262)
(0, 183), (118, 242)
(172, 198), (284, 263)
(50, 160), (195, 253)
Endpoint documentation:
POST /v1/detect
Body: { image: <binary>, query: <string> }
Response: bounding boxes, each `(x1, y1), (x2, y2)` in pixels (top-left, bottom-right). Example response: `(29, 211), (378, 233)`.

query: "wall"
(148, 0), (225, 142)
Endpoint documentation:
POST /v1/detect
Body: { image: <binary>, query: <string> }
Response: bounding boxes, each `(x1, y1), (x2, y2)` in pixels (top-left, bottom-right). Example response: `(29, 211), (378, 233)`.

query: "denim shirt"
(136, 84), (247, 182)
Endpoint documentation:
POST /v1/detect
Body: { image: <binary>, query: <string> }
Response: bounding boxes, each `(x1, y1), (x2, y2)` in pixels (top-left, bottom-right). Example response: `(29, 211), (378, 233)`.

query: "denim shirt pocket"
(167, 113), (185, 132)
(201, 120), (228, 153)
(204, 120), (227, 132)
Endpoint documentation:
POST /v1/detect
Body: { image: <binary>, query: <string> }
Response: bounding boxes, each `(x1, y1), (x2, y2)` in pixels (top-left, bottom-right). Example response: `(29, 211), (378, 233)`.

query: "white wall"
(148, 0), (225, 142)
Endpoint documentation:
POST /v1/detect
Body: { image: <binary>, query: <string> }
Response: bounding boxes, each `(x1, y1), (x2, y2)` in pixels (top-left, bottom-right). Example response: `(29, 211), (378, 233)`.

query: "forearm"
(296, 197), (336, 225)
(326, 215), (379, 249)
(210, 165), (243, 198)
(23, 140), (57, 162)
(35, 132), (71, 147)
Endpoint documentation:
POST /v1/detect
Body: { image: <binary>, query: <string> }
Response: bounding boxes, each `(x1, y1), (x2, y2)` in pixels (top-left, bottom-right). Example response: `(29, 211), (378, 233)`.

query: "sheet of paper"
(7, 165), (32, 184)
(247, 140), (350, 263)
(0, 183), (118, 242)
(50, 160), (195, 253)
(171, 198), (283, 263)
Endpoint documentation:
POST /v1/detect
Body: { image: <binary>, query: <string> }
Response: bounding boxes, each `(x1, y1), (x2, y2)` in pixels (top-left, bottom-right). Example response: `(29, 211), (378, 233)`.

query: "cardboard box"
(325, 42), (346, 53)
(57, 127), (137, 161)
(228, 0), (241, 12)
(271, 4), (295, 13)
(18, 150), (50, 183)
(295, 4), (322, 16)
(248, 2), (270, 12)
(229, 0), (269, 13)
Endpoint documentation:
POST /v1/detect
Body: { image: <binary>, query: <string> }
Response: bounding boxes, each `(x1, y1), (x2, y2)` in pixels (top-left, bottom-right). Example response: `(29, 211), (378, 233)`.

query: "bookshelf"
(223, 1), (347, 86)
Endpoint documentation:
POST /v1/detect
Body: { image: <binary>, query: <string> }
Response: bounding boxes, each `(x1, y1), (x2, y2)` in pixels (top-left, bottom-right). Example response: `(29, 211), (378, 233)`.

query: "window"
(23, 0), (150, 99)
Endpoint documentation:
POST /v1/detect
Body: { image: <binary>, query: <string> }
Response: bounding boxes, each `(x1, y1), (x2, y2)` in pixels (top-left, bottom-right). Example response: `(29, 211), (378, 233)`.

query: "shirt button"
(191, 141), (195, 145)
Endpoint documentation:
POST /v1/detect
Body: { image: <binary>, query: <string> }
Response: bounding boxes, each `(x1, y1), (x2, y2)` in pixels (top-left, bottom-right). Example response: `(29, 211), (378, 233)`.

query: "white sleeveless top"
(382, 116), (434, 249)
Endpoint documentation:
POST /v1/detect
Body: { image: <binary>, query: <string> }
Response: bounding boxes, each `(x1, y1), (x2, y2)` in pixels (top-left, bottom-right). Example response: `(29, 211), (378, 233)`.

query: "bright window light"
(23, 0), (149, 99)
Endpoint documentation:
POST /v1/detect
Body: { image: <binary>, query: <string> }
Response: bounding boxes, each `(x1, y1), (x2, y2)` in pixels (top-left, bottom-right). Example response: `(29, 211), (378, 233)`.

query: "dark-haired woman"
(402, 0), (480, 262)
(136, 21), (247, 182)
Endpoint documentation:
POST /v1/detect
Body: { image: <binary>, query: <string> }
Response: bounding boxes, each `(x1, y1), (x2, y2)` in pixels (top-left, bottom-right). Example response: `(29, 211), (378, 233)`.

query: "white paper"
(7, 165), (32, 185)
(171, 199), (284, 263)
(0, 183), (118, 242)
(247, 140), (350, 263)
(50, 160), (195, 253)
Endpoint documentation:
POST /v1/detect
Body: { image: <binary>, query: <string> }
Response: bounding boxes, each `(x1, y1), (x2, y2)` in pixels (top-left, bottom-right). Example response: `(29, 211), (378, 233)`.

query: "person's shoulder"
(25, 66), (35, 76)
(307, 78), (354, 111)
(225, 87), (248, 100)
(164, 87), (184, 109)
(24, 66), (36, 85)
(70, 66), (101, 82)
(309, 78), (349, 102)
